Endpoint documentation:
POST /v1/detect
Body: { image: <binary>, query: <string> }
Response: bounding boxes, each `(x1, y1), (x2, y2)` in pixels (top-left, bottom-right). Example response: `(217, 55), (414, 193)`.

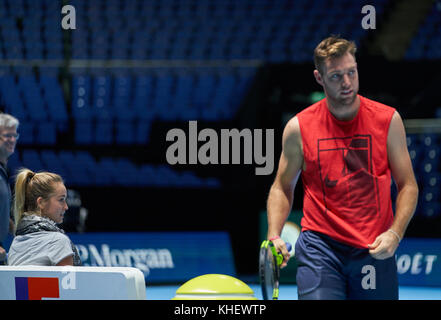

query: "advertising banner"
(5, 232), (236, 284)
(396, 238), (441, 287)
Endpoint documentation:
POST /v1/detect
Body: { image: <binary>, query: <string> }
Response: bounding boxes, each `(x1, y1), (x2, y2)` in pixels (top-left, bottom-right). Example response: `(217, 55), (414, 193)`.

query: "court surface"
(147, 284), (441, 300)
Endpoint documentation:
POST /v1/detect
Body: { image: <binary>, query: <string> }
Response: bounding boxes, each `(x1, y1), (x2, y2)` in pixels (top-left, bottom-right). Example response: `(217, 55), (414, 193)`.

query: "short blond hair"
(313, 36), (357, 75)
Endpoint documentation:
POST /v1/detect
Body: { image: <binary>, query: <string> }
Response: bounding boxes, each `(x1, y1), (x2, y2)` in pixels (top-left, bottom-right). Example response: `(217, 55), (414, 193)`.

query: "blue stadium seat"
(424, 146), (441, 163)
(116, 121), (135, 145)
(113, 75), (135, 121)
(40, 150), (66, 178)
(156, 165), (180, 187)
(17, 121), (34, 144)
(40, 75), (69, 124)
(421, 158), (439, 175)
(421, 202), (441, 219)
(406, 2), (441, 61)
(419, 183), (441, 218)
(94, 121), (113, 145)
(36, 122), (57, 145)
(72, 76), (92, 120)
(138, 164), (158, 186)
(6, 151), (22, 176)
(74, 120), (93, 145)
(421, 172), (441, 189)
(92, 75), (113, 120)
(74, 151), (96, 185)
(179, 171), (203, 188)
(0, 76), (27, 121)
(96, 157), (117, 185)
(114, 159), (139, 186)
(408, 144), (424, 172)
(135, 121), (151, 145)
(21, 150), (44, 172)
(419, 133), (439, 147)
(58, 150), (75, 161)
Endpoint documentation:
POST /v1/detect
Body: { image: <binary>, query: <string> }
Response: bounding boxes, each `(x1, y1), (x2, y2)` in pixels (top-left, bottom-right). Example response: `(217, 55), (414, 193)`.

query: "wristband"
(387, 229), (401, 242)
(268, 236), (280, 241)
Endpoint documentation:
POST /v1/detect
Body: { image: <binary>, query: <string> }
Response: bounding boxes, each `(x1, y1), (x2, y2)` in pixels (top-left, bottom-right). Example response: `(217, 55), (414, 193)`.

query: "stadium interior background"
(1, 0), (440, 277)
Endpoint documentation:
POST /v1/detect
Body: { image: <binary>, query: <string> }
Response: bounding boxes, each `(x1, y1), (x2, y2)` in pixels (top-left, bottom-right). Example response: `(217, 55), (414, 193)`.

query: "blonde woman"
(7, 168), (81, 266)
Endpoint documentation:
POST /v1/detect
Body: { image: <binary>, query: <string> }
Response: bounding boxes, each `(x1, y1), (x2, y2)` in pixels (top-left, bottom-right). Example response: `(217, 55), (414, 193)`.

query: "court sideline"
(147, 284), (441, 300)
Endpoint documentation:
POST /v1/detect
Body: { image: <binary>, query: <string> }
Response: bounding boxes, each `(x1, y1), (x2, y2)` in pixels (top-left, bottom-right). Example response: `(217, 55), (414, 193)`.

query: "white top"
(7, 231), (74, 266)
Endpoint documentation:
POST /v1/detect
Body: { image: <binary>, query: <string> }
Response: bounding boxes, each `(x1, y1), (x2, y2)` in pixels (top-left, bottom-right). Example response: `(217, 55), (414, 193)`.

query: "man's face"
(0, 126), (18, 161)
(315, 52), (359, 107)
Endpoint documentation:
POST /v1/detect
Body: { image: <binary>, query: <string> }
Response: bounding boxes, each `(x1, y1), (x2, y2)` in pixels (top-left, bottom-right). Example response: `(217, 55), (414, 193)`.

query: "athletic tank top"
(297, 95), (396, 248)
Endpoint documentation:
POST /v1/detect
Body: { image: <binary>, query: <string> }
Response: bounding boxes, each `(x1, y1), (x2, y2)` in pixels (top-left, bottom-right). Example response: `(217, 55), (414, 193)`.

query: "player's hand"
(368, 230), (400, 260)
(272, 238), (291, 269)
(0, 246), (6, 262)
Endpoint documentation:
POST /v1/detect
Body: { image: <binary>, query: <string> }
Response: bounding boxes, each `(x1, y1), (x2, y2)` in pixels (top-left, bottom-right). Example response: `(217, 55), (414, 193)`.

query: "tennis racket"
(259, 240), (292, 300)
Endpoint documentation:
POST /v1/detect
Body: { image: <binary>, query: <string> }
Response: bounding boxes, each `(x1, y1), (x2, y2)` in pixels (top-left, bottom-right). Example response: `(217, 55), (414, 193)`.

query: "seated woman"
(8, 168), (81, 266)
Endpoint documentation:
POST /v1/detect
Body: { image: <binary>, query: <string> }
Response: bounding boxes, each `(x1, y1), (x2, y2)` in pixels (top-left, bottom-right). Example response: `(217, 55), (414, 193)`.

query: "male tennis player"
(266, 36), (418, 299)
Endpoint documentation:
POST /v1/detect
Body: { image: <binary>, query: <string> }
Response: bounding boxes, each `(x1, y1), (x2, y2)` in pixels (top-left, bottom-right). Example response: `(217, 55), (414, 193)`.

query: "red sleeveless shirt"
(297, 95), (396, 248)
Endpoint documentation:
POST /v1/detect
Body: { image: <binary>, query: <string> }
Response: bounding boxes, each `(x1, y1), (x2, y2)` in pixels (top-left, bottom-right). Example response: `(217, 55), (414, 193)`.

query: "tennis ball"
(172, 274), (257, 300)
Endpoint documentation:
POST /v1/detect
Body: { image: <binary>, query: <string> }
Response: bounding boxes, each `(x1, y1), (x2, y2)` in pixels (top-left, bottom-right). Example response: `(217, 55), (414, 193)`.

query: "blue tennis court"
(147, 284), (441, 300)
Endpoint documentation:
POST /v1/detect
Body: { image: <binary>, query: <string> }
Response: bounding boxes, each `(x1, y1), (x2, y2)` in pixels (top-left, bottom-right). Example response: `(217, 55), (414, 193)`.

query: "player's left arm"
(369, 111), (419, 260)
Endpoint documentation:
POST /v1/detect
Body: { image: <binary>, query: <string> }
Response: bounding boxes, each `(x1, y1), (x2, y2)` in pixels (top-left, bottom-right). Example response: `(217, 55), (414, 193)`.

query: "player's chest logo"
(316, 135), (380, 215)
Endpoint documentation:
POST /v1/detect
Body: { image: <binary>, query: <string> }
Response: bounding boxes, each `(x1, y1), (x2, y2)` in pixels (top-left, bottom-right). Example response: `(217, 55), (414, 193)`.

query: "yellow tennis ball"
(172, 274), (257, 300)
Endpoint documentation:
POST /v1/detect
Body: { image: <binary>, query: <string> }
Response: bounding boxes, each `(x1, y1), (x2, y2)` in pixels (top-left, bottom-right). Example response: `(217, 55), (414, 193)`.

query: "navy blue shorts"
(295, 230), (398, 300)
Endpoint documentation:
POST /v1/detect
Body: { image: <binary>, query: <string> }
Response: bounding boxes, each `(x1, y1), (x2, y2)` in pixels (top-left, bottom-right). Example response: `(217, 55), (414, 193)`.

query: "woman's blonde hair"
(313, 36), (357, 75)
(14, 168), (64, 226)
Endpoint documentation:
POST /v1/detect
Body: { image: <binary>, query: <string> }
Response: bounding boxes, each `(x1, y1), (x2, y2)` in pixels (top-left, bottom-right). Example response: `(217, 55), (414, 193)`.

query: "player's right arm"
(266, 116), (304, 266)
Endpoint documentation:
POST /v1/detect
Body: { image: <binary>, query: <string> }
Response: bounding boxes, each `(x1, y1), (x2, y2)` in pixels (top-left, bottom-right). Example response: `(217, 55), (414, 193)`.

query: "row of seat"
(71, 69), (254, 122)
(2, 0), (439, 63)
(407, 132), (440, 147)
(8, 149), (221, 188)
(0, 67), (254, 146)
(0, 0), (63, 60)
(395, 131), (441, 218)
(0, 0), (389, 62)
(74, 120), (151, 145)
(7, 148), (437, 217)
(69, 1), (370, 62)
(405, 2), (441, 60)
(391, 182), (441, 220)
(13, 120), (150, 146)
(407, 133), (441, 177)
(0, 74), (68, 123)
(416, 187), (441, 219)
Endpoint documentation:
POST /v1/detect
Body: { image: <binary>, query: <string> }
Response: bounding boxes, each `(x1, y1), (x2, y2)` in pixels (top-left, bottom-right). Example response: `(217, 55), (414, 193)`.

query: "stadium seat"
(116, 121), (135, 145)
(21, 150), (44, 172)
(94, 121), (113, 145)
(74, 121), (93, 145)
(36, 122), (57, 145)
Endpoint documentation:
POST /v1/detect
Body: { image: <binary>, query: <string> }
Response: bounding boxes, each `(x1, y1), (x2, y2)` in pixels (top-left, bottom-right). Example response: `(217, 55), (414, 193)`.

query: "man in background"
(0, 113), (19, 264)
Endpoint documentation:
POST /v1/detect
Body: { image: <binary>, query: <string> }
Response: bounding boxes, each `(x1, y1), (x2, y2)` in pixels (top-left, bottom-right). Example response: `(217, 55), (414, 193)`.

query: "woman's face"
(39, 182), (68, 224)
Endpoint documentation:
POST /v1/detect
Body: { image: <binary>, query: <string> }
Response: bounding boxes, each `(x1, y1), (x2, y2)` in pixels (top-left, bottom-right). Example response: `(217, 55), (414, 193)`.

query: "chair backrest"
(0, 266), (146, 300)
